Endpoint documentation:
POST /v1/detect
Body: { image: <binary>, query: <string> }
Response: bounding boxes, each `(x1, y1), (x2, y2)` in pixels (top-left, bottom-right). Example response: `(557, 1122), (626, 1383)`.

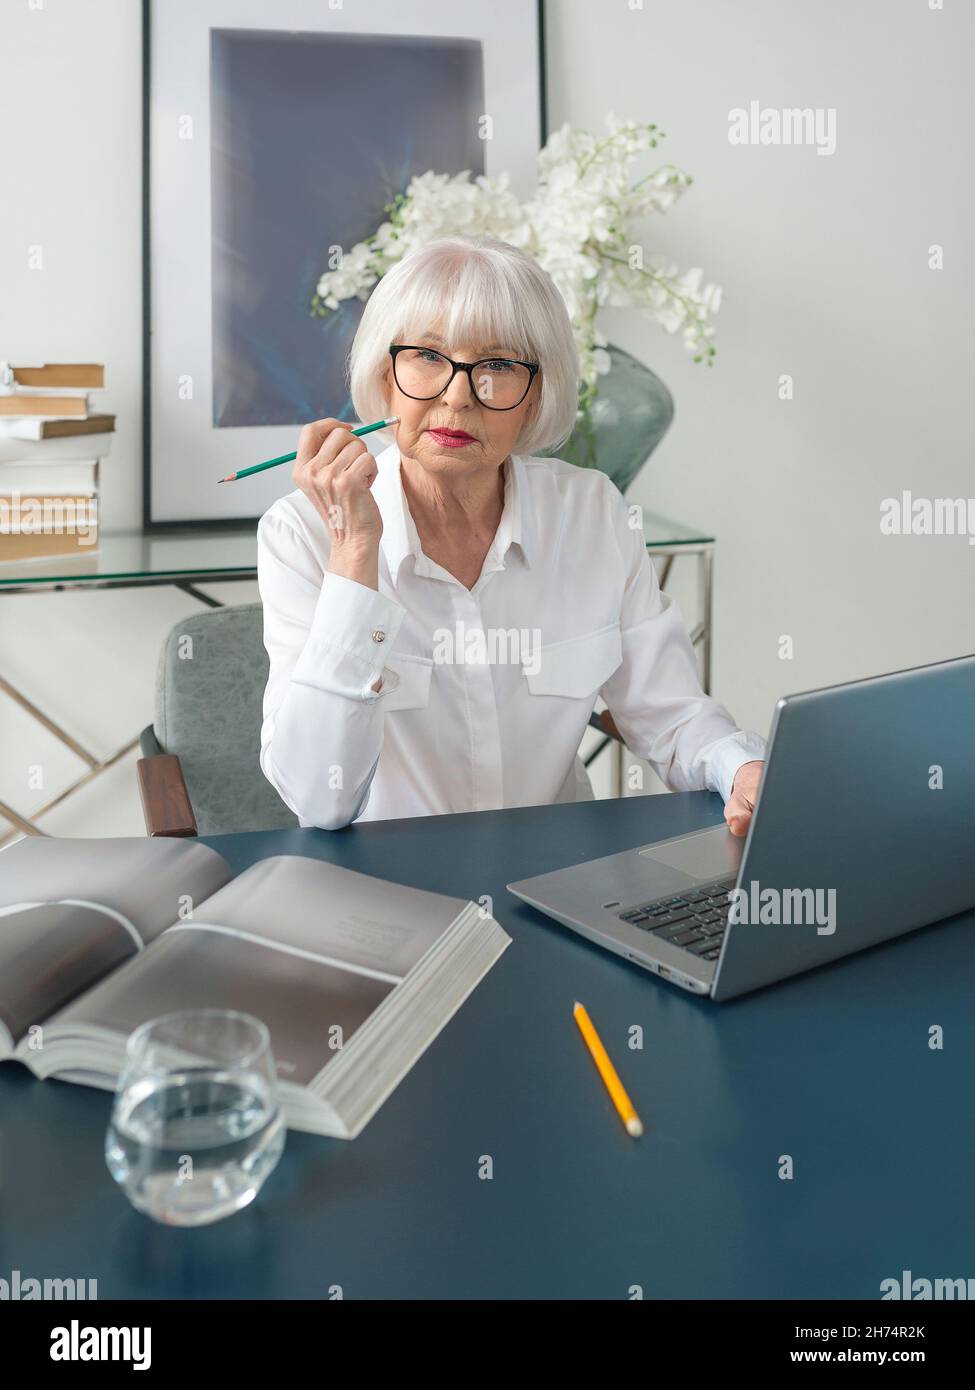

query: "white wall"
(548, 0), (975, 738)
(1, 0), (144, 529)
(2, 0), (972, 837)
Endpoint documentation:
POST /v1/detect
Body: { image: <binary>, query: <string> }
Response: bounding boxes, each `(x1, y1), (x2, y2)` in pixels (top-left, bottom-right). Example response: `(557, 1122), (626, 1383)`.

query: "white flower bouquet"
(312, 113), (721, 420)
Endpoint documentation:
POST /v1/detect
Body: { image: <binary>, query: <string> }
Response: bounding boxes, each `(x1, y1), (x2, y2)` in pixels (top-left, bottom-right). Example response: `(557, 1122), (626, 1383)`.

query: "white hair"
(348, 235), (581, 457)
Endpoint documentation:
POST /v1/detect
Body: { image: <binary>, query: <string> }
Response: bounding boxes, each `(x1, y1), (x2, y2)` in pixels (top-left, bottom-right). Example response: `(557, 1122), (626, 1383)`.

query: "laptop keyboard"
(617, 876), (737, 963)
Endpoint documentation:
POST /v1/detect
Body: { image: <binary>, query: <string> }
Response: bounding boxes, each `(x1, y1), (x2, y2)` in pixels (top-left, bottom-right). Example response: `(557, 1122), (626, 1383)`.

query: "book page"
(42, 854), (472, 1088)
(0, 903), (137, 1048)
(0, 836), (234, 1043)
(49, 928), (396, 1088)
(0, 836), (235, 945)
(174, 854), (470, 977)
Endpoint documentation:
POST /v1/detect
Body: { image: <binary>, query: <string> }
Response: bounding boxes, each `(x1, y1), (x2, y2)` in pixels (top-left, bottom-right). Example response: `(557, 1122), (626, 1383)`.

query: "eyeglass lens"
(393, 348), (532, 409)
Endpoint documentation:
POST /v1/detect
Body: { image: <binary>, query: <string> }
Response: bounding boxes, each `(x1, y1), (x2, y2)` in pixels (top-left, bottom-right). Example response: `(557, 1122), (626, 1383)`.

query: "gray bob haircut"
(348, 235), (581, 457)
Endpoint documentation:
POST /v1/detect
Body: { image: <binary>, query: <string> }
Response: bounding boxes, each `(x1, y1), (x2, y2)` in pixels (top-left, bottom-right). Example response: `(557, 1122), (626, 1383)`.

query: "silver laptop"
(507, 654), (975, 1000)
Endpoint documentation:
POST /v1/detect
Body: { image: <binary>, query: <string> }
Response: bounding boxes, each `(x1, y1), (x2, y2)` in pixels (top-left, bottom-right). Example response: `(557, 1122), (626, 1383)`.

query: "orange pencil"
(573, 1001), (644, 1138)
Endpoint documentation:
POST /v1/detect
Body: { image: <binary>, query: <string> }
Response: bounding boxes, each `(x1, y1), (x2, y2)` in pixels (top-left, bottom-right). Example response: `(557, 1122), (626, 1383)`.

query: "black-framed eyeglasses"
(389, 344), (540, 411)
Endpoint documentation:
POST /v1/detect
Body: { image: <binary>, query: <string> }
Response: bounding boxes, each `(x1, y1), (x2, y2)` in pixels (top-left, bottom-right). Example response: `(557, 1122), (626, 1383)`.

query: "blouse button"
(371, 629), (386, 643)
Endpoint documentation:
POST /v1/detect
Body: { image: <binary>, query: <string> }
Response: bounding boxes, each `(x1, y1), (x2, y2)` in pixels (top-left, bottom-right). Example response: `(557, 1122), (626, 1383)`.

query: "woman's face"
(383, 332), (539, 478)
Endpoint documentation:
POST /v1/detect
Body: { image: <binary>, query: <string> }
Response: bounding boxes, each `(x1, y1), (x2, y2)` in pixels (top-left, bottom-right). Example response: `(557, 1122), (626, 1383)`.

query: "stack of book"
(0, 361), (114, 563)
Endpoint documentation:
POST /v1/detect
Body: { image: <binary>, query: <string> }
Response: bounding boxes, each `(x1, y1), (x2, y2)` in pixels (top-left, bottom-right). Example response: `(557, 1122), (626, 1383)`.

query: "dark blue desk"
(2, 793), (972, 1299)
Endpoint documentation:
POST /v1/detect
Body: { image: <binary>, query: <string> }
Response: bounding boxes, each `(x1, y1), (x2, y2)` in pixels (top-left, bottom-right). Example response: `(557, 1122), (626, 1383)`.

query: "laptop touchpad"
(639, 827), (743, 882)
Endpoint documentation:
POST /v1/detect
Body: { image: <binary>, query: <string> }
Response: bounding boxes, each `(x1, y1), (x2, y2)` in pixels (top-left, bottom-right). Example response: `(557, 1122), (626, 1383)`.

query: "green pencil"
(218, 415), (400, 482)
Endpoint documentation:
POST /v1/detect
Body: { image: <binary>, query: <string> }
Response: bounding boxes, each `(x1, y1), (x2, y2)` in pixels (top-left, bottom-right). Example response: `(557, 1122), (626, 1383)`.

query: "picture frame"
(142, 0), (547, 529)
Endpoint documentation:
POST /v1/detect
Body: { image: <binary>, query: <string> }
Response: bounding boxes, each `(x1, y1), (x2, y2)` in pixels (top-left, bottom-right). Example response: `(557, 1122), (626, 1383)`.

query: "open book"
(0, 837), (510, 1138)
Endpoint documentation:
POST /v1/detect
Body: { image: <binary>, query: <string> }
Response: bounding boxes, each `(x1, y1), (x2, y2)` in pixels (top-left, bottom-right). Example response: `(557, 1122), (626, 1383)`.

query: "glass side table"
(640, 510), (714, 691)
(0, 528), (258, 841)
(0, 516), (714, 838)
(583, 511), (715, 796)
(0, 527), (259, 595)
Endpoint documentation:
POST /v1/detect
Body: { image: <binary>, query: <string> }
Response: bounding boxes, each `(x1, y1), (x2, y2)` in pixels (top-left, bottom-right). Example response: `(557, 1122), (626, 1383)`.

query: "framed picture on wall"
(142, 0), (547, 529)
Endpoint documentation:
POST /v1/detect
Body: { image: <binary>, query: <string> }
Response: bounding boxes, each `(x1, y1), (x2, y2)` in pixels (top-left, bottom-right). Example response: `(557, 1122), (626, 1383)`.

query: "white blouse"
(256, 440), (767, 830)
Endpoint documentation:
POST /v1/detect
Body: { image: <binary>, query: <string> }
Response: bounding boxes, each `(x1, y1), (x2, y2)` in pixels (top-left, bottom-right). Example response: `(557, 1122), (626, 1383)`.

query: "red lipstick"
(428, 428), (476, 449)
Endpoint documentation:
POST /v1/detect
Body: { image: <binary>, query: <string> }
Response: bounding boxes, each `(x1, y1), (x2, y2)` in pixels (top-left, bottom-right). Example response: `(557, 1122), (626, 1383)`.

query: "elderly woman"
(257, 235), (765, 833)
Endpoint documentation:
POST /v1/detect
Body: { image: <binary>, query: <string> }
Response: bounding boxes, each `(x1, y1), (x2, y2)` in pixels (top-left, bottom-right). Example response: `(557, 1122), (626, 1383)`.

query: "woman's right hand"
(294, 418), (383, 587)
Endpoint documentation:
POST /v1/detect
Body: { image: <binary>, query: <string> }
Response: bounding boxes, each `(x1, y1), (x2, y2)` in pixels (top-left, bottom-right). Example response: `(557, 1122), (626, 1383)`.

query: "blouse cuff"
(705, 730), (768, 805)
(290, 569), (407, 700)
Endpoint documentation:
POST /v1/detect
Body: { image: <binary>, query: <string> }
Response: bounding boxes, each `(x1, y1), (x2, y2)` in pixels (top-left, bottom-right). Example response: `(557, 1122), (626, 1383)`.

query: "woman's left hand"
(725, 760), (764, 837)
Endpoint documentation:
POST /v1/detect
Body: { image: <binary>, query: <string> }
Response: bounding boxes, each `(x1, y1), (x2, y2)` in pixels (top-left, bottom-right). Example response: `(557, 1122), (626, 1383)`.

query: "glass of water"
(105, 1008), (286, 1226)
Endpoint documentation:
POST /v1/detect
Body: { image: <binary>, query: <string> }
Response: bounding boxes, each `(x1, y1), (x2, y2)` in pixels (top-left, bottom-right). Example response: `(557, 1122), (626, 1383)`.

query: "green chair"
(137, 603), (299, 837)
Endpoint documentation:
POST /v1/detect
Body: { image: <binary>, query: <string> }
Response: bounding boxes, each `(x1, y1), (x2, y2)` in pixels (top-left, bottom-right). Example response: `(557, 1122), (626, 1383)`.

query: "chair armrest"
(588, 709), (624, 743)
(139, 723), (164, 758)
(137, 754), (198, 837)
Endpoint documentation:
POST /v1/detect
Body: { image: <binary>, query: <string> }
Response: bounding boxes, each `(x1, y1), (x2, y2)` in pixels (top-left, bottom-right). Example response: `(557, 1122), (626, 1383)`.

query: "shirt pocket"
(380, 651), (434, 711)
(522, 621), (623, 699)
